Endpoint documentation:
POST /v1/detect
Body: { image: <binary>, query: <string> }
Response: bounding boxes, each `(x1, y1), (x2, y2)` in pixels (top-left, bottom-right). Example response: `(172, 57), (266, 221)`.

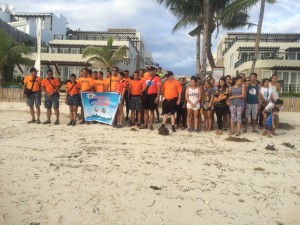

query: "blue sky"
(5, 0), (300, 75)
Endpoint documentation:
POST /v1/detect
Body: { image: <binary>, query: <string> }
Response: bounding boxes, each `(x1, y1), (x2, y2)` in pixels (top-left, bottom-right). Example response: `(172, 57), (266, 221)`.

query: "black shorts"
(162, 98), (177, 115)
(67, 94), (81, 106)
(143, 93), (157, 111)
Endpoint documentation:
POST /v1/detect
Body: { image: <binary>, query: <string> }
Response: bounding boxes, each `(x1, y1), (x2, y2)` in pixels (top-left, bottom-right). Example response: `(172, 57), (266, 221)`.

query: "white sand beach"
(0, 102), (299, 225)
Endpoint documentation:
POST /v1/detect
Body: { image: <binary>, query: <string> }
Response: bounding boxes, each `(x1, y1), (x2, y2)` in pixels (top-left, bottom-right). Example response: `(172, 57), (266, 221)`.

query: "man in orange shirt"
(123, 70), (131, 121)
(93, 71), (108, 92)
(142, 66), (161, 130)
(41, 69), (61, 125)
(23, 67), (42, 124)
(79, 68), (93, 124)
(106, 67), (120, 92)
(129, 71), (143, 126)
(139, 69), (145, 80)
(66, 73), (81, 126)
(159, 71), (182, 132)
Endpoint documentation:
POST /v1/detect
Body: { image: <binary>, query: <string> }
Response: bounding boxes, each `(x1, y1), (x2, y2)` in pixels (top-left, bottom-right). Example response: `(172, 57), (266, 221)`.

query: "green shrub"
(279, 92), (300, 98)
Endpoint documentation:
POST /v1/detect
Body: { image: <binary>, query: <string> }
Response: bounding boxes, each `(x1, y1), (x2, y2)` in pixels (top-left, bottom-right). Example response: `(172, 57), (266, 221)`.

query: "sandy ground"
(0, 102), (300, 225)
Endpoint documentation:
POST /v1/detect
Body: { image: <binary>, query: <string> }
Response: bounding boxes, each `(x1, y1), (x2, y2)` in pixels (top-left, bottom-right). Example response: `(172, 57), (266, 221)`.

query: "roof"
(237, 46), (280, 52)
(13, 12), (53, 17)
(226, 33), (300, 42)
(285, 47), (300, 52)
(41, 60), (91, 66)
(271, 66), (300, 71)
(49, 40), (127, 47)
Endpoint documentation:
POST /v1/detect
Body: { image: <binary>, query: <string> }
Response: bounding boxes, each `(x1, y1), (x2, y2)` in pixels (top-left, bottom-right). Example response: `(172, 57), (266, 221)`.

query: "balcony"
(234, 52), (298, 69)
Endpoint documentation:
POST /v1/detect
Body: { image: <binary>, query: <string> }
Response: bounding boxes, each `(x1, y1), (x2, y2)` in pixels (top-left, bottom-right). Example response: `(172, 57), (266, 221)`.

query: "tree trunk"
(206, 31), (216, 69)
(0, 69), (3, 87)
(196, 32), (201, 76)
(201, 0), (209, 75)
(250, 0), (265, 74)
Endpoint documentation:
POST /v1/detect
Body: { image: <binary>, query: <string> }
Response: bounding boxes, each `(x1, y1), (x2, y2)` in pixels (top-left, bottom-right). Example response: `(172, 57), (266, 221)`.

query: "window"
(60, 48), (69, 54)
(70, 48), (80, 54)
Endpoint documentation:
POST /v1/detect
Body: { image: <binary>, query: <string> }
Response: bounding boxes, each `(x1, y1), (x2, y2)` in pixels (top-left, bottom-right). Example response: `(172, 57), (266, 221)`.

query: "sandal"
(42, 120), (51, 125)
(235, 132), (241, 137)
(27, 119), (36, 124)
(36, 119), (41, 124)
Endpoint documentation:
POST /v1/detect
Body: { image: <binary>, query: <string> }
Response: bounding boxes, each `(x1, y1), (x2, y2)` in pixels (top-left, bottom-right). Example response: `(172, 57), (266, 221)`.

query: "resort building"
(7, 12), (67, 44)
(216, 33), (300, 92)
(25, 29), (147, 81)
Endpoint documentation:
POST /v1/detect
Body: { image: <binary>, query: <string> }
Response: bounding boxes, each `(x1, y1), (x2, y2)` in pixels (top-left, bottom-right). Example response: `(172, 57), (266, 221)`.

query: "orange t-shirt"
(115, 80), (127, 94)
(24, 75), (42, 92)
(79, 77), (93, 92)
(66, 81), (81, 96)
(163, 79), (182, 100)
(41, 78), (60, 94)
(106, 76), (120, 92)
(93, 79), (108, 93)
(130, 79), (143, 96)
(143, 76), (161, 94)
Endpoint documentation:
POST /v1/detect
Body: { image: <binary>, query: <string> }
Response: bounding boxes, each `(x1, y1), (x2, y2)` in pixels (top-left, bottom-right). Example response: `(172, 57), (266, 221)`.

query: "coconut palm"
(0, 30), (32, 86)
(223, 0), (276, 73)
(82, 37), (129, 70)
(157, 0), (254, 74)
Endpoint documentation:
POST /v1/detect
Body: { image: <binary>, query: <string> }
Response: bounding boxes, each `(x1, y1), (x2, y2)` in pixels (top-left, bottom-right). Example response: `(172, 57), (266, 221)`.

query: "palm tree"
(0, 30), (32, 86)
(82, 37), (129, 70)
(157, 0), (254, 74)
(223, 0), (276, 73)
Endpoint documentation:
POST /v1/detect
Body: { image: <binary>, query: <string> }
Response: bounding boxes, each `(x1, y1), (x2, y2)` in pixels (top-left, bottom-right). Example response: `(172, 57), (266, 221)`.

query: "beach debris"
(276, 222), (284, 225)
(277, 123), (295, 130)
(130, 128), (138, 131)
(30, 223), (40, 225)
(265, 144), (276, 151)
(178, 205), (182, 208)
(282, 142), (295, 149)
(225, 136), (252, 142)
(150, 186), (161, 191)
(147, 200), (156, 207)
(254, 167), (265, 172)
(158, 127), (169, 136)
(238, 199), (245, 203)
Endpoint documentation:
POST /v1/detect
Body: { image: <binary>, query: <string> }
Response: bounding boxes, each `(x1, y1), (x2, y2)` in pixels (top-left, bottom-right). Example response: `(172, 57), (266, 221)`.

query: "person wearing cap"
(23, 67), (43, 124)
(41, 69), (61, 125)
(141, 66), (161, 130)
(159, 71), (182, 132)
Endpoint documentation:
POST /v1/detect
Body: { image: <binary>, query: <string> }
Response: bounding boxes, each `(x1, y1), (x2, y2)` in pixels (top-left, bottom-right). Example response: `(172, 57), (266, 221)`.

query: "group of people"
(23, 66), (284, 136)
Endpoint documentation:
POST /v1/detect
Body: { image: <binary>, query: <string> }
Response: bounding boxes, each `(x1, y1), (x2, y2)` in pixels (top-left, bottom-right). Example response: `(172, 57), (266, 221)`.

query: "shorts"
(26, 91), (41, 107)
(187, 102), (200, 111)
(67, 94), (81, 106)
(130, 96), (143, 112)
(265, 124), (273, 131)
(142, 93), (157, 111)
(162, 98), (177, 115)
(246, 103), (258, 119)
(44, 93), (60, 108)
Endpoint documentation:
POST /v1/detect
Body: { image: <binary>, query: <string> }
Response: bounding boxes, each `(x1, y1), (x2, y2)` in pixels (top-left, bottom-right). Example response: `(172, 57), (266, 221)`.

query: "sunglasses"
(246, 79), (250, 81)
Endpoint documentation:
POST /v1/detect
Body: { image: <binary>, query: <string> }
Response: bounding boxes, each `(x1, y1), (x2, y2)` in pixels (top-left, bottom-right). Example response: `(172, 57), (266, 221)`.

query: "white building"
(216, 33), (300, 92)
(8, 12), (67, 44)
(25, 29), (147, 81)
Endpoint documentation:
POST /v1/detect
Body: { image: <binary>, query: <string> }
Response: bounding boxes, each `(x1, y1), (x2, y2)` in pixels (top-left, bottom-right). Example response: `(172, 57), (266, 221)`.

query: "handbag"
(47, 78), (60, 97)
(141, 75), (157, 99)
(24, 76), (37, 98)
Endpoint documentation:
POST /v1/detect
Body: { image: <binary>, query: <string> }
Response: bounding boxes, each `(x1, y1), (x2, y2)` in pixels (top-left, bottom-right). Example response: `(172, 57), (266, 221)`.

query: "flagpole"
(34, 17), (42, 76)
